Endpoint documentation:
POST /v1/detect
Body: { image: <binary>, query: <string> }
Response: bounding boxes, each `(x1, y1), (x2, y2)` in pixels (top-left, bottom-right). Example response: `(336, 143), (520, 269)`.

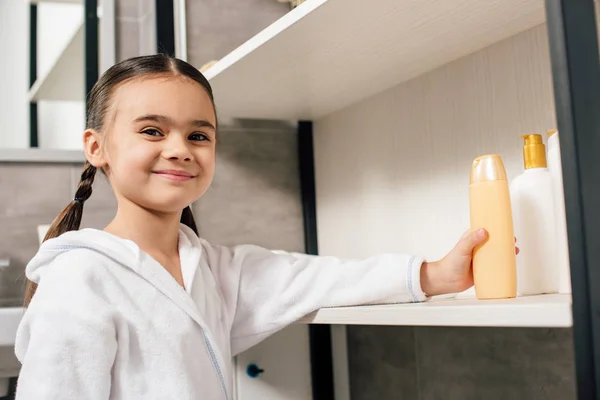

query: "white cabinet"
(235, 325), (312, 400)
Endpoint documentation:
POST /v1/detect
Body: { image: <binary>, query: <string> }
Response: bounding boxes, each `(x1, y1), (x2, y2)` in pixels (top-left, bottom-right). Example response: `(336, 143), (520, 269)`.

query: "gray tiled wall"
(347, 325), (576, 400)
(192, 121), (304, 252)
(0, 163), (116, 306)
(185, 0), (290, 68)
(115, 0), (155, 61)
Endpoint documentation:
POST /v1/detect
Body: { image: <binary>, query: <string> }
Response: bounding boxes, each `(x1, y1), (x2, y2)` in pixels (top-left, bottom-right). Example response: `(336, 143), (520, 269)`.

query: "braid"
(24, 162), (97, 306)
(72, 163), (96, 207)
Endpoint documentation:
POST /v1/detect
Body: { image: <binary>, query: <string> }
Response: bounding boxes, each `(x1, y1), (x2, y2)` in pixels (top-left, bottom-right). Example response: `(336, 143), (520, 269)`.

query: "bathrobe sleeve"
(200, 241), (427, 355)
(14, 252), (117, 400)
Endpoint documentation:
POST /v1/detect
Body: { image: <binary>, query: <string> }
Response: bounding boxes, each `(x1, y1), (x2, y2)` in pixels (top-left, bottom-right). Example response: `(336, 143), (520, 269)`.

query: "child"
(14, 54), (515, 399)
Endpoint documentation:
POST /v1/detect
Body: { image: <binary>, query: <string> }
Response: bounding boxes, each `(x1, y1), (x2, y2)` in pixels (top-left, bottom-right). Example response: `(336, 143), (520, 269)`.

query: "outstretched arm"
(203, 228), (508, 355)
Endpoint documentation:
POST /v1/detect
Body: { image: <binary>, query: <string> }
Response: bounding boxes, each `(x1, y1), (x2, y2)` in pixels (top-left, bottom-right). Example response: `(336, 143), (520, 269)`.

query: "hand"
(420, 228), (519, 296)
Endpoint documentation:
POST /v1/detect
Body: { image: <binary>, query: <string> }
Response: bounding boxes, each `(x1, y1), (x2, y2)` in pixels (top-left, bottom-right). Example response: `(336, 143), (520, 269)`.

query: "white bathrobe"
(14, 224), (427, 399)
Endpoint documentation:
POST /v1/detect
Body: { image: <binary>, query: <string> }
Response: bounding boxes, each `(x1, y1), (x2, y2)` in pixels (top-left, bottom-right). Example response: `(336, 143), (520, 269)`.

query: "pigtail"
(24, 162), (97, 306)
(181, 206), (199, 236)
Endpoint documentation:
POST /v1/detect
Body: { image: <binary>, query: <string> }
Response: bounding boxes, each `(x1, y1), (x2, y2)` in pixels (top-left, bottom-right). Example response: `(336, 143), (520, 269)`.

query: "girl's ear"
(83, 129), (107, 168)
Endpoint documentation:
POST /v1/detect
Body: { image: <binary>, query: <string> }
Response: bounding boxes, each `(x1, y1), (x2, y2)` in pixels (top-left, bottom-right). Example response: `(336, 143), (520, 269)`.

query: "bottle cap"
(470, 154), (507, 184)
(548, 129), (558, 137)
(521, 134), (547, 169)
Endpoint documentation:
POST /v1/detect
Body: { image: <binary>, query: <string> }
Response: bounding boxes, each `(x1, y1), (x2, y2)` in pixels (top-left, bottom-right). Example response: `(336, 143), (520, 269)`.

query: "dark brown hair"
(24, 54), (214, 306)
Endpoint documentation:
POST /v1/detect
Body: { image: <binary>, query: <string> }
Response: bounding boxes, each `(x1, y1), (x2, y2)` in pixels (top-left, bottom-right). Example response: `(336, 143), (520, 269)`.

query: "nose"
(162, 134), (193, 162)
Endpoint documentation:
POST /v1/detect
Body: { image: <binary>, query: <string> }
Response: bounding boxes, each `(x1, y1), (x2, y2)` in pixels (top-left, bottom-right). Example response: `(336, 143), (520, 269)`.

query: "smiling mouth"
(153, 170), (196, 182)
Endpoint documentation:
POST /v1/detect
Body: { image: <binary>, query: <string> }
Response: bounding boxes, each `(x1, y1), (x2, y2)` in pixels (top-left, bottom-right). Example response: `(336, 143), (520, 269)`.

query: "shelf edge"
(0, 148), (86, 163)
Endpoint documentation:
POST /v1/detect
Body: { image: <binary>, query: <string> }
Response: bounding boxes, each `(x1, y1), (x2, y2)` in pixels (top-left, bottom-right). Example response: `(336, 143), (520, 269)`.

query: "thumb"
(454, 228), (488, 256)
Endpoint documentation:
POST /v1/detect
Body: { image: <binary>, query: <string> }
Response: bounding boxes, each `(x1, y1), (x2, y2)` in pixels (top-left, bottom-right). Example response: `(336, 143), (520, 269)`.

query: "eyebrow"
(133, 114), (216, 130)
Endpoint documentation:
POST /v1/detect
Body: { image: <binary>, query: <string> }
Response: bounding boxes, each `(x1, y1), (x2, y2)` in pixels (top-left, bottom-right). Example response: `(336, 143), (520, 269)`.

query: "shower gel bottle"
(469, 154), (517, 299)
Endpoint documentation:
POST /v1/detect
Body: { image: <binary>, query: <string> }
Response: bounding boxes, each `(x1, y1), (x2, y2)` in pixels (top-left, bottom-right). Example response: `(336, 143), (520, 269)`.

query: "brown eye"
(189, 132), (209, 141)
(142, 128), (163, 137)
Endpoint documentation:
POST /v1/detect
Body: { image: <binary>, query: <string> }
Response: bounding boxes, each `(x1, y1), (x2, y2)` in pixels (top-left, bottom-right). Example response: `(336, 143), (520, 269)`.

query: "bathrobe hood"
(26, 228), (143, 285)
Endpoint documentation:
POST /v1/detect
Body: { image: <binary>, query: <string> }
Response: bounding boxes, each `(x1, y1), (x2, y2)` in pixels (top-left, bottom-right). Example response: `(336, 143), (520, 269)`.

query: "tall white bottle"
(510, 134), (558, 295)
(547, 129), (571, 294)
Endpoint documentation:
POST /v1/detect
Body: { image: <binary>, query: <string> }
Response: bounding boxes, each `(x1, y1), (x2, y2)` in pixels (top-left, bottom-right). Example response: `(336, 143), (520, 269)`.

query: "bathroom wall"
(185, 0), (290, 68)
(347, 326), (574, 400)
(311, 13), (600, 399)
(115, 0), (156, 61)
(0, 162), (116, 307)
(192, 121), (304, 252)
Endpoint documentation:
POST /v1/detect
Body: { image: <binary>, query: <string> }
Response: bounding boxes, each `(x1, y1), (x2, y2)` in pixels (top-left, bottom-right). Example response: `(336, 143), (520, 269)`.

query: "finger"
(455, 228), (488, 255)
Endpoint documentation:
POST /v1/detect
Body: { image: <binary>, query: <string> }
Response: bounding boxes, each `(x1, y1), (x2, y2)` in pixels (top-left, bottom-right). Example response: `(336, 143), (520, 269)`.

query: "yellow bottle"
(469, 154), (517, 299)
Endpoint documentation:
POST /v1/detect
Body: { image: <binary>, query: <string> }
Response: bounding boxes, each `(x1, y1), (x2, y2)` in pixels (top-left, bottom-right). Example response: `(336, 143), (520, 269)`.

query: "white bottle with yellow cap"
(547, 129), (571, 294)
(510, 134), (559, 295)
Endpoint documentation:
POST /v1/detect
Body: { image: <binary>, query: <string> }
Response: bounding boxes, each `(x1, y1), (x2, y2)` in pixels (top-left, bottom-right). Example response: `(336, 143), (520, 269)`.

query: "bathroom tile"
(115, 0), (139, 19)
(193, 128), (304, 252)
(0, 345), (20, 379)
(70, 166), (117, 212)
(0, 164), (72, 219)
(138, 11), (156, 56)
(346, 325), (418, 400)
(186, 0), (290, 67)
(415, 326), (576, 400)
(115, 18), (141, 62)
(137, 0), (154, 18)
(0, 216), (47, 305)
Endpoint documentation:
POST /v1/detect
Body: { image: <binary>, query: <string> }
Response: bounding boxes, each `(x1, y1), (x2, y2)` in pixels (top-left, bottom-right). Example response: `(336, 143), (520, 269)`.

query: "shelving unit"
(204, 0), (547, 120)
(28, 22), (84, 102)
(194, 0), (600, 398)
(300, 294), (572, 328)
(29, 0), (81, 3)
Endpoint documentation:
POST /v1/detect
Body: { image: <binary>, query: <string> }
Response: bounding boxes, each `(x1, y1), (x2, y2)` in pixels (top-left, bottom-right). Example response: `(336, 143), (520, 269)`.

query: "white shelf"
(299, 294), (572, 328)
(0, 148), (85, 163)
(204, 0), (547, 120)
(29, 0), (81, 3)
(29, 22), (84, 102)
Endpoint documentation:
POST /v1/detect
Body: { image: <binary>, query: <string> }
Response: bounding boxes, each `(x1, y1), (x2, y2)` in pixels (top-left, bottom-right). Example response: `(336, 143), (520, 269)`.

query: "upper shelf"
(28, 22), (84, 102)
(299, 294), (572, 328)
(204, 0), (547, 120)
(29, 0), (82, 3)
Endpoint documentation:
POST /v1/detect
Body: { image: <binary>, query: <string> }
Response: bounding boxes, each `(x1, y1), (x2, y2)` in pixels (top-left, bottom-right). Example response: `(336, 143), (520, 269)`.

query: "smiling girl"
(14, 55), (514, 399)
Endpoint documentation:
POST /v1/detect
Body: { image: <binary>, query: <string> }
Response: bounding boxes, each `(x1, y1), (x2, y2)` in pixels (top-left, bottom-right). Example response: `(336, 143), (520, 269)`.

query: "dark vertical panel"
(155, 0), (175, 56)
(298, 120), (335, 400)
(545, 0), (600, 398)
(0, 377), (17, 399)
(84, 0), (99, 116)
(28, 4), (38, 148)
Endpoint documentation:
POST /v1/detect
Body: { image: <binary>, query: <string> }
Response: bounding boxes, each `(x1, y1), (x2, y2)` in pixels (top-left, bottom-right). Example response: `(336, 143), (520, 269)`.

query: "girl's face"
(87, 75), (217, 214)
